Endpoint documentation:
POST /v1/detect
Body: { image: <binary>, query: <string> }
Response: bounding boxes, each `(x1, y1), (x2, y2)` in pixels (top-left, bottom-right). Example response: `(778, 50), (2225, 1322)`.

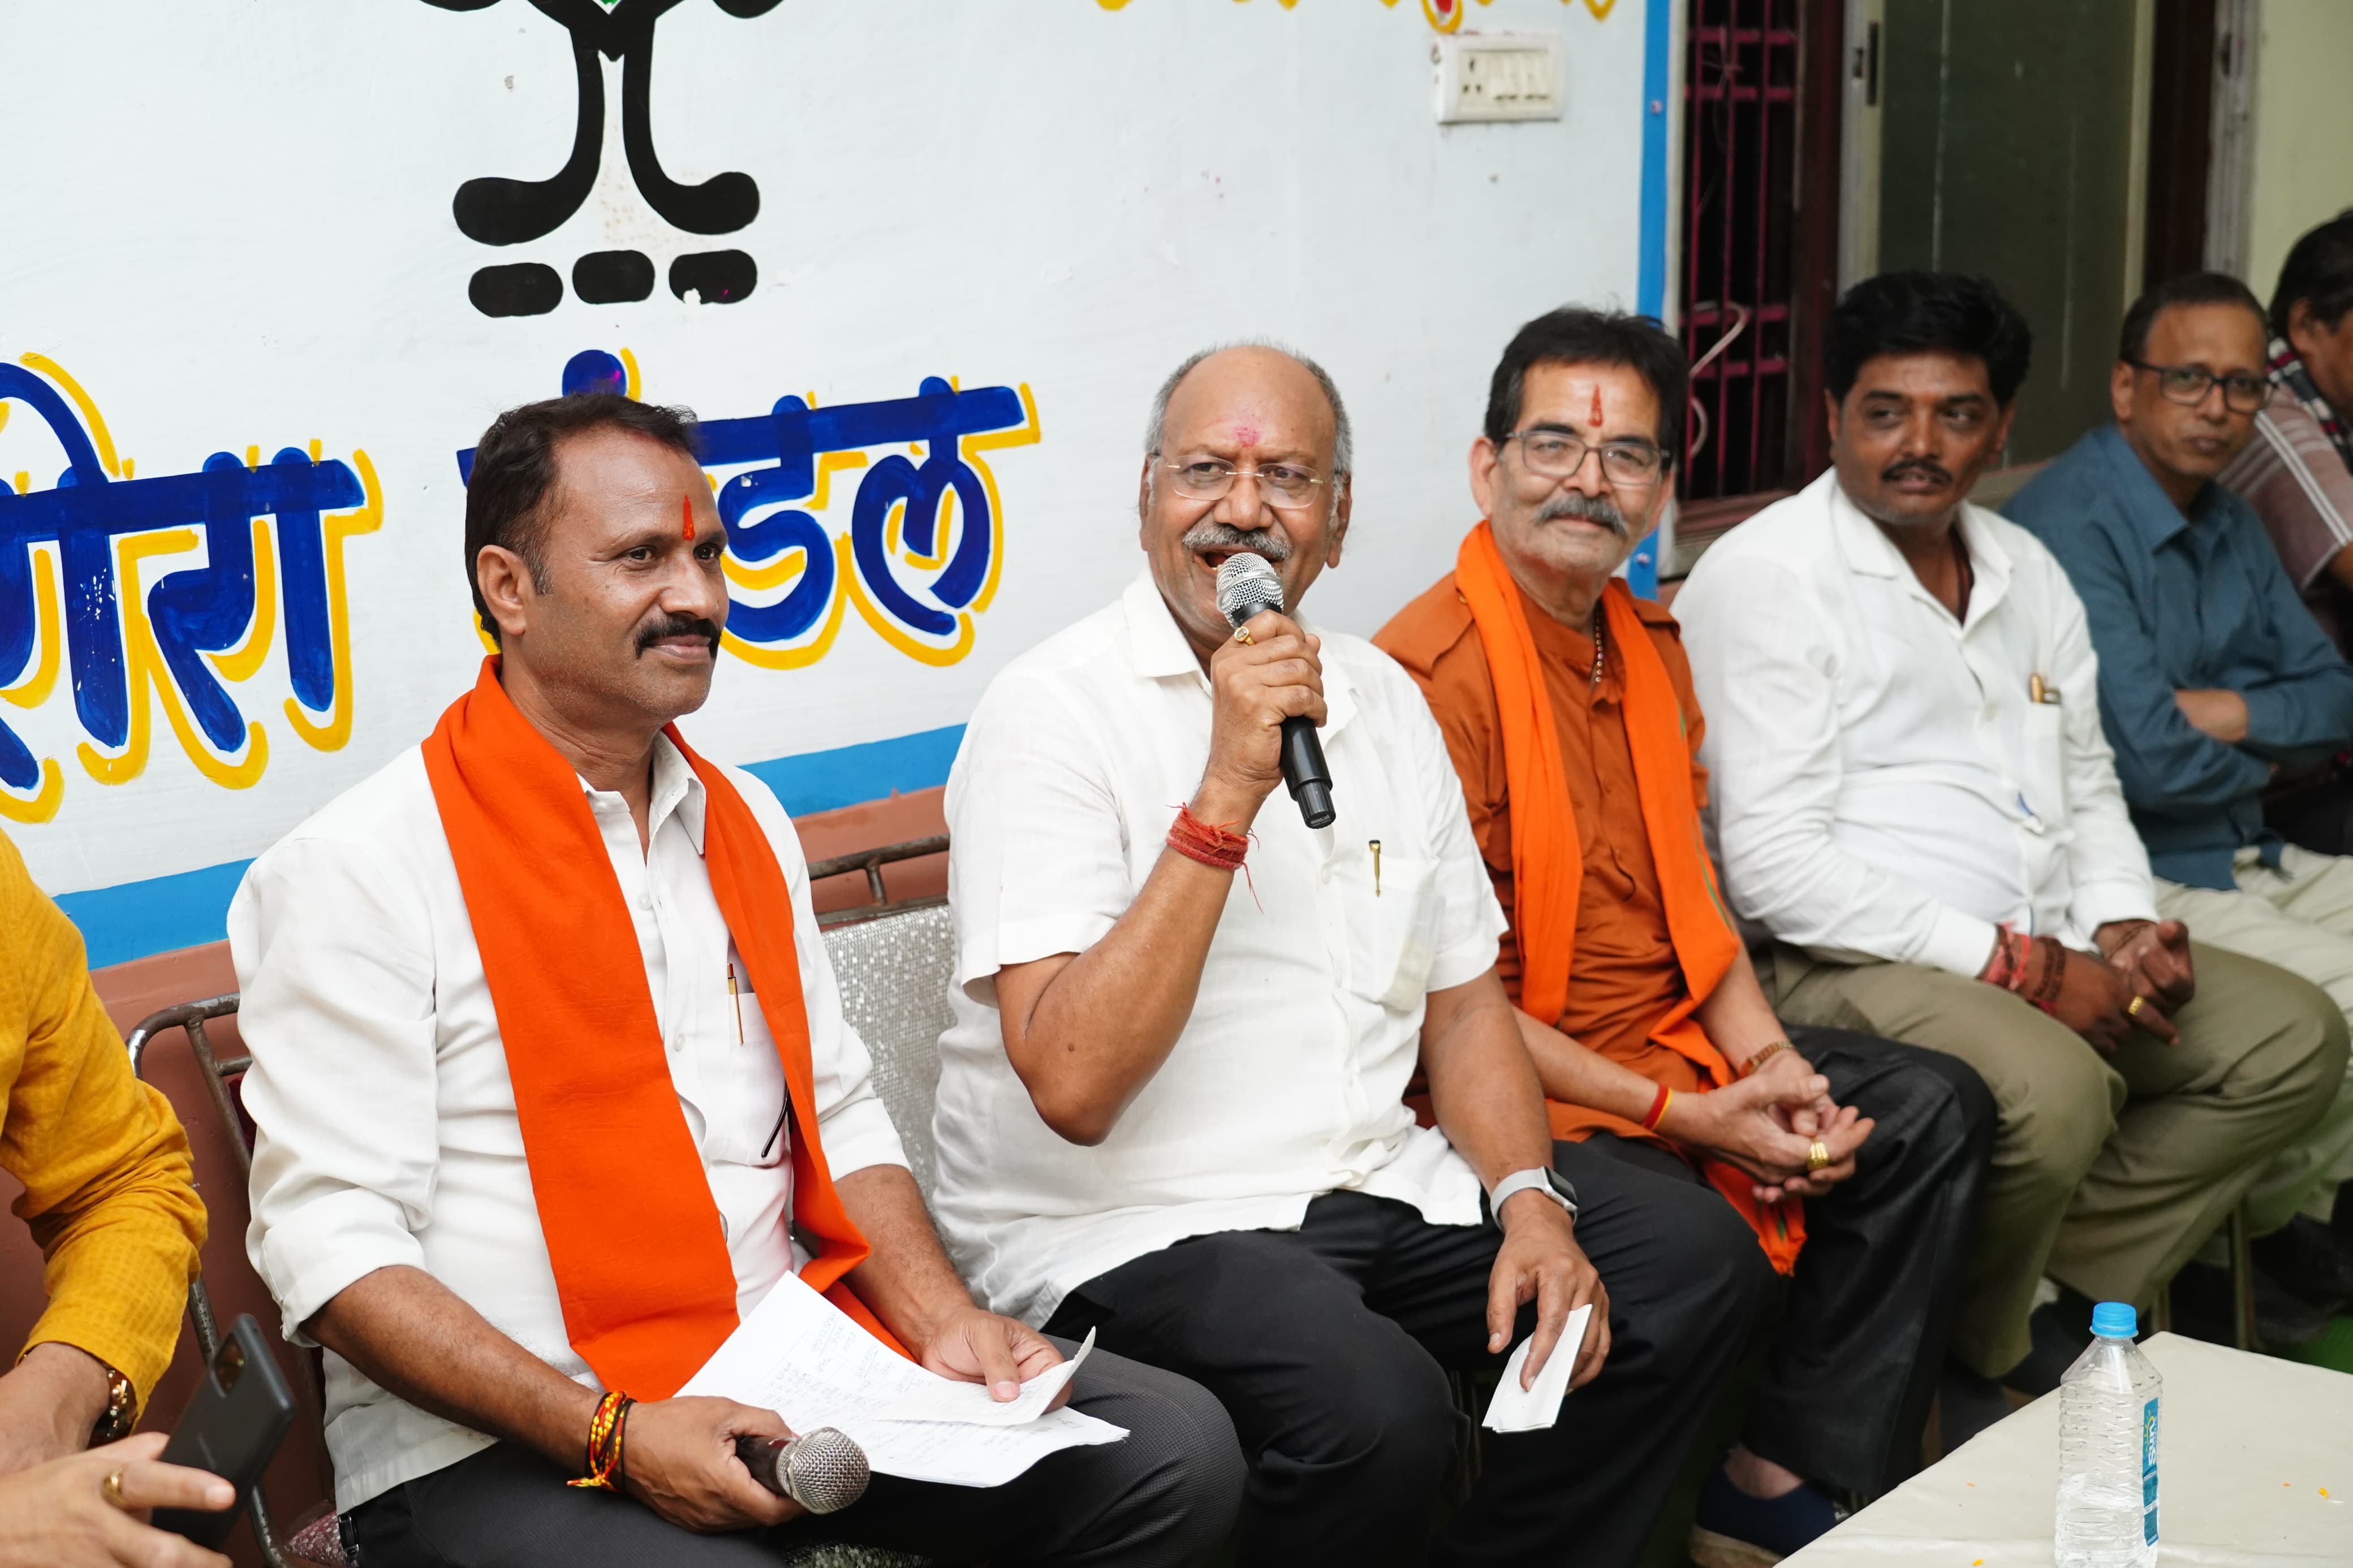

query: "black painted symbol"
(423, 0), (781, 316)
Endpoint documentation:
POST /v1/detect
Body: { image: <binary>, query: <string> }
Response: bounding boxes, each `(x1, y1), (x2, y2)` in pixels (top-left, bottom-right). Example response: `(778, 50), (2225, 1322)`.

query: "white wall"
(0, 0), (1654, 954)
(2246, 0), (2353, 302)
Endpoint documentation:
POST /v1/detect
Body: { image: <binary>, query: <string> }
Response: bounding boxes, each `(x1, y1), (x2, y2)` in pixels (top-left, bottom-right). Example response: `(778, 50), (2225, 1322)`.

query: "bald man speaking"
(929, 344), (1762, 1567)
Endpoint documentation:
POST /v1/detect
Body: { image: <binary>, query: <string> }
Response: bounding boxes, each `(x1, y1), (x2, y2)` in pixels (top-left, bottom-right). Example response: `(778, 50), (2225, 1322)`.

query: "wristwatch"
(89, 1361), (136, 1446)
(1488, 1167), (1579, 1226)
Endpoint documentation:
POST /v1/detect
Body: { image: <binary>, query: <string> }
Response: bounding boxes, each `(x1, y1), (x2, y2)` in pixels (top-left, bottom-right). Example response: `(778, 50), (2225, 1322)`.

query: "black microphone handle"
(1279, 715), (1336, 829)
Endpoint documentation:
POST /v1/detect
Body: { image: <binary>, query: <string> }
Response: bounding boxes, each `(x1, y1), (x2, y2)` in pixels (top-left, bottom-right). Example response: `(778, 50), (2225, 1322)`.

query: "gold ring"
(1232, 624), (1253, 645)
(1806, 1140), (1831, 1174)
(102, 1467), (129, 1511)
(2127, 995), (2147, 1019)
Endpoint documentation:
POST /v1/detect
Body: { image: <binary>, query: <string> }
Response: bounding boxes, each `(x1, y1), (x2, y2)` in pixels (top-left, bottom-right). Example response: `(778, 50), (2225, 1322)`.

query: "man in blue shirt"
(2012, 271), (2353, 1340)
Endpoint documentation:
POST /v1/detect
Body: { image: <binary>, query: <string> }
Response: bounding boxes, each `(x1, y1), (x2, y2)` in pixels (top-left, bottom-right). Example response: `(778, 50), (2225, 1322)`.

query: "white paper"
(1481, 1305), (1591, 1433)
(876, 1329), (1095, 1426)
(679, 1273), (1126, 1487)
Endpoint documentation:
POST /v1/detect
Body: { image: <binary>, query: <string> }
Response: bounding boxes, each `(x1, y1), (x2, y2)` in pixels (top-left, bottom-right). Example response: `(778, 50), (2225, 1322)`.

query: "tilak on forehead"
(682, 494), (695, 541)
(1589, 386), (1604, 427)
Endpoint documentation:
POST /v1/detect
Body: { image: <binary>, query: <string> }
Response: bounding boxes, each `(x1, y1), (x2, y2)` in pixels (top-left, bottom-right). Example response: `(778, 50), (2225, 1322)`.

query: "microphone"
(734, 1428), (870, 1514)
(1215, 552), (1337, 829)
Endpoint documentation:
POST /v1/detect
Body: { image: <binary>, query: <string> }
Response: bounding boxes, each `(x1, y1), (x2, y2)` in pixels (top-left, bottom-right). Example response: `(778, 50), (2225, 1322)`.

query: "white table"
(1787, 1333), (2353, 1566)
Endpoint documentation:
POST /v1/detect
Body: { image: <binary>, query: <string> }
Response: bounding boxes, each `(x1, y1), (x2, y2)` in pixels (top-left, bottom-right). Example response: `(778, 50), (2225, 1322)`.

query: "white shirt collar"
(578, 731), (707, 854)
(1825, 473), (2014, 628)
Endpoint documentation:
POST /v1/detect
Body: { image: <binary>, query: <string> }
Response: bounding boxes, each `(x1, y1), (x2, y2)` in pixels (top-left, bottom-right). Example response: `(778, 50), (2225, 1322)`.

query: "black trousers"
(1587, 1026), (1994, 1498)
(2266, 761), (2353, 856)
(1043, 1159), (1773, 1568)
(344, 1340), (1242, 1568)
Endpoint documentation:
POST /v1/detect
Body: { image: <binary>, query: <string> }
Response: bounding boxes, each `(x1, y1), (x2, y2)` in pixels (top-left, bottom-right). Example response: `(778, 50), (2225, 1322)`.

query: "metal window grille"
(1680, 0), (1804, 503)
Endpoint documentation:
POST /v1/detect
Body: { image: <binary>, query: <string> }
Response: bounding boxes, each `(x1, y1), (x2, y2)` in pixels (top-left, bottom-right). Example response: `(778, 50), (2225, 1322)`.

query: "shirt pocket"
(2018, 701), (2072, 828)
(1341, 850), (1442, 1013)
(704, 984), (792, 1169)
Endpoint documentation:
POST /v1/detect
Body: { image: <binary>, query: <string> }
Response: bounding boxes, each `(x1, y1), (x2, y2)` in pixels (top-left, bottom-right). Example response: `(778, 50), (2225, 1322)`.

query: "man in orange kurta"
(1379, 308), (1994, 1565)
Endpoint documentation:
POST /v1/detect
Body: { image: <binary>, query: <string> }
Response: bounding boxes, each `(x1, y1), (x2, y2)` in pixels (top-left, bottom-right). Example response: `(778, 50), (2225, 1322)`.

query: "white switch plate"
(1432, 33), (1566, 124)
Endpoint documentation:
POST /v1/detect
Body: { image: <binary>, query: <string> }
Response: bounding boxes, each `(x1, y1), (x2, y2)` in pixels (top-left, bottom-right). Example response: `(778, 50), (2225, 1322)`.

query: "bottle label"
(2140, 1395), (2160, 1545)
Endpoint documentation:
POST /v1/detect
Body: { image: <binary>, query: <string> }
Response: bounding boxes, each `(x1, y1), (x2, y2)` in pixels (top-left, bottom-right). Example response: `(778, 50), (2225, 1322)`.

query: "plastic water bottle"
(2054, 1301), (2161, 1567)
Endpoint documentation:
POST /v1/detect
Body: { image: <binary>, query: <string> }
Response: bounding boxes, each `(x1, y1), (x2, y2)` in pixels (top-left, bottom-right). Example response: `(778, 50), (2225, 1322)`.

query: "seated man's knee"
(2224, 966), (2351, 1121)
(1110, 1361), (1248, 1556)
(1266, 1340), (1458, 1497)
(1997, 1033), (2118, 1193)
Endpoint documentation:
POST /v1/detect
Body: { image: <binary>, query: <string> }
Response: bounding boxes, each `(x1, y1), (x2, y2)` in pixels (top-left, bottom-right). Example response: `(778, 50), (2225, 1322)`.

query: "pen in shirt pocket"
(727, 961), (745, 1043)
(2029, 673), (2062, 705)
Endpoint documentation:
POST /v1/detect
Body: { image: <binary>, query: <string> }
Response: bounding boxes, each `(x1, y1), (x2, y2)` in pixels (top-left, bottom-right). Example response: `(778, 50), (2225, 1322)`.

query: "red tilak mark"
(1232, 422), (1261, 448)
(1588, 387), (1604, 427)
(682, 495), (696, 541)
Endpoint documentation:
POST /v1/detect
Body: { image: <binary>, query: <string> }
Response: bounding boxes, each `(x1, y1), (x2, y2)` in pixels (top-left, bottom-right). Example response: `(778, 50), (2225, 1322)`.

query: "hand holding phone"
(151, 1315), (296, 1549)
(0, 1433), (234, 1568)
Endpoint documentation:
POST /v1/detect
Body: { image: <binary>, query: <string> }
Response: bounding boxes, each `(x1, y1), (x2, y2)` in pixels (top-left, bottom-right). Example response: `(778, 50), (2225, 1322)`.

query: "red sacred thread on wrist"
(570, 1391), (632, 1491)
(1167, 805), (1249, 871)
(1640, 1082), (1673, 1133)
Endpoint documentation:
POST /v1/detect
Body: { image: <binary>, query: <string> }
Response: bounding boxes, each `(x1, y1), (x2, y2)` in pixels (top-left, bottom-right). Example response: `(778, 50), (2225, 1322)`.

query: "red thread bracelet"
(1639, 1081), (1673, 1133)
(1167, 805), (1248, 871)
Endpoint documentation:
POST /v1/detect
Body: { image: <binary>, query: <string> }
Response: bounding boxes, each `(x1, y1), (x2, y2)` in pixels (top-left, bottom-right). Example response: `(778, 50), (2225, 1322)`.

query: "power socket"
(1432, 33), (1567, 124)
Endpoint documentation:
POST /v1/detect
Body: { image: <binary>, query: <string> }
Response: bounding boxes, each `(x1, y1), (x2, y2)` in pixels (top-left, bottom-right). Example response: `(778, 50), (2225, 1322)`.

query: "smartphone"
(150, 1315), (297, 1548)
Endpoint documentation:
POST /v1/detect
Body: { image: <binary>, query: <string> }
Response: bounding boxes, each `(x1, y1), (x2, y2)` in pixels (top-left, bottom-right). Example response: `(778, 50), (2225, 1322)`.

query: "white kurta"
(234, 736), (907, 1510)
(930, 569), (1509, 1329)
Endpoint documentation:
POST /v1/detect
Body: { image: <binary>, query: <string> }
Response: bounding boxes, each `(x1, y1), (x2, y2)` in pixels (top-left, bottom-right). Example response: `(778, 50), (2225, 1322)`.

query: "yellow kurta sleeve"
(1, 831), (206, 1406)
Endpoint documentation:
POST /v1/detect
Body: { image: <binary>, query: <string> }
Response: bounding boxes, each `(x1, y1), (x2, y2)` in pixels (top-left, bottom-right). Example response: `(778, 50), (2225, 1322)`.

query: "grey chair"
(820, 902), (955, 1204)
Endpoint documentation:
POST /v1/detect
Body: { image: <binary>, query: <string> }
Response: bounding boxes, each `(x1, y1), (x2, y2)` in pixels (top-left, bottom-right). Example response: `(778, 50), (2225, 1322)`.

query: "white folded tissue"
(1481, 1305), (1592, 1433)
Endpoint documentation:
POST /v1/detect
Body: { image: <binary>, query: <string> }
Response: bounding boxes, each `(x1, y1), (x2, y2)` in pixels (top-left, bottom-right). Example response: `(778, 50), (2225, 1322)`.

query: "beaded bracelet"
(1736, 1040), (1795, 1081)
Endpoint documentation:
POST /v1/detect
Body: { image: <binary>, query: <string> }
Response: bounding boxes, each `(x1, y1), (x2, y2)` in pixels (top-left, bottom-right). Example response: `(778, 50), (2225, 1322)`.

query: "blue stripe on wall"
(1627, 0), (1675, 599)
(58, 724), (969, 970)
(739, 723), (964, 817)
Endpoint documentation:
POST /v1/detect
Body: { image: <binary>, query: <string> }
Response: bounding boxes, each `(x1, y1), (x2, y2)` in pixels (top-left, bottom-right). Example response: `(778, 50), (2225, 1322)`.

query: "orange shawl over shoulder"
(1455, 524), (1803, 1273)
(422, 658), (903, 1398)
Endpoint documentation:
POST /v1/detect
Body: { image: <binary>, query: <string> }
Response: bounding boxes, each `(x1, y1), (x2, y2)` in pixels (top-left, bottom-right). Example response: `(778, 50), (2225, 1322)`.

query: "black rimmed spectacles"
(2126, 360), (2270, 415)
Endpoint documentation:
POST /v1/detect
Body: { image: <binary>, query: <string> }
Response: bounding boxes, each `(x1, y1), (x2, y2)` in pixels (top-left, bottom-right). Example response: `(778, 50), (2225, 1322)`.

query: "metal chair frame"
(808, 835), (947, 928)
(127, 993), (309, 1568)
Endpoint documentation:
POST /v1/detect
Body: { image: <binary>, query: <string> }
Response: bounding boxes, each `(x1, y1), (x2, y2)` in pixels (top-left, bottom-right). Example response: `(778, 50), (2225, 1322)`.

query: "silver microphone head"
(1215, 551), (1285, 629)
(736, 1427), (870, 1514)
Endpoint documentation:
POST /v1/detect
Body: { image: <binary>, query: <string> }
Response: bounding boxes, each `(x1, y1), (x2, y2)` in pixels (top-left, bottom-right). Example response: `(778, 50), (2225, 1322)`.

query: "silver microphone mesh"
(1215, 551), (1285, 628)
(782, 1426), (870, 1515)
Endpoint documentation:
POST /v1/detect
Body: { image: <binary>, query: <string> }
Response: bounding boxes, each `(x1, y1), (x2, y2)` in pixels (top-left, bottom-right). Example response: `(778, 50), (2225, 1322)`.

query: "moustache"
(635, 612), (722, 656)
(1535, 492), (1630, 538)
(1881, 460), (1954, 487)
(1182, 521), (1294, 563)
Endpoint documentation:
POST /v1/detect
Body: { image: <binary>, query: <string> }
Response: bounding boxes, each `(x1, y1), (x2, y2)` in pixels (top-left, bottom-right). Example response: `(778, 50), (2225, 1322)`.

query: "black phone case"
(151, 1314), (298, 1548)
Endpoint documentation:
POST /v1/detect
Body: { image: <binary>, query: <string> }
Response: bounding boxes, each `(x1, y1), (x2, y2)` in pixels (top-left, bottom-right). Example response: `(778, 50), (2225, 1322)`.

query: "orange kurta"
(1379, 569), (1709, 1143)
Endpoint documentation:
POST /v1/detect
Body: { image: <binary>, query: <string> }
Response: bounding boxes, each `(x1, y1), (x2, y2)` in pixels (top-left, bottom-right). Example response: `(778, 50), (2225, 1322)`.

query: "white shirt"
(1675, 470), (2158, 975)
(232, 736), (907, 1510)
(931, 569), (1508, 1328)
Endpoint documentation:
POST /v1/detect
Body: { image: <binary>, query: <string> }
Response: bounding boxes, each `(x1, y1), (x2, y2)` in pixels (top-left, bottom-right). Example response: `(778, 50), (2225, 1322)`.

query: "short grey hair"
(1143, 340), (1353, 477)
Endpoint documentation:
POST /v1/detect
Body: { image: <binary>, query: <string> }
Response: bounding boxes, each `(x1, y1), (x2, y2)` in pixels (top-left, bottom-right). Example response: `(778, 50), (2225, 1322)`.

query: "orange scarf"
(1456, 522), (1803, 1273)
(422, 658), (904, 1398)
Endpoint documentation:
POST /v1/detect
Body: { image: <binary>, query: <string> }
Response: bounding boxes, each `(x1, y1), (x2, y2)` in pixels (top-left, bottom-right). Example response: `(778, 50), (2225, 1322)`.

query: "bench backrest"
(819, 903), (954, 1200)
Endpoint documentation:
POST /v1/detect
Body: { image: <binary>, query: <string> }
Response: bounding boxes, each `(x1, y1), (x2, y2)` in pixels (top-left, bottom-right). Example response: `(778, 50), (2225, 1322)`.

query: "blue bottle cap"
(2090, 1301), (2137, 1338)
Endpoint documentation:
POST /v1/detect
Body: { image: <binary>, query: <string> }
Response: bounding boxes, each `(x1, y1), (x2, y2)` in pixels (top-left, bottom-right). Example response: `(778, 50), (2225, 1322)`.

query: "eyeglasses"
(1504, 430), (1669, 487)
(1160, 457), (1328, 509)
(2127, 360), (2270, 415)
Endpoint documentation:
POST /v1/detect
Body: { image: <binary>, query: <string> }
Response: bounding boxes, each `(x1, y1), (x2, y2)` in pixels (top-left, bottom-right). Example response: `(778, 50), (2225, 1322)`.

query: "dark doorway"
(1677, 0), (1845, 509)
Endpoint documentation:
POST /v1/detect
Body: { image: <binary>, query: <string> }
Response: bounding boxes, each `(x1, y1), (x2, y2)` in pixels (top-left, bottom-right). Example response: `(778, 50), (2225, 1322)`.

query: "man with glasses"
(1680, 273), (2344, 1432)
(930, 342), (1766, 1566)
(1378, 307), (1994, 1563)
(2010, 272), (2353, 1342)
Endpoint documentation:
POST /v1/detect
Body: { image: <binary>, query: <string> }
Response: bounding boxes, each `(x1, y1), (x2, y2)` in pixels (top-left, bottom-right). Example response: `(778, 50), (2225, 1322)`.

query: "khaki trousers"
(2155, 844), (2353, 1231)
(1764, 941), (2346, 1378)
